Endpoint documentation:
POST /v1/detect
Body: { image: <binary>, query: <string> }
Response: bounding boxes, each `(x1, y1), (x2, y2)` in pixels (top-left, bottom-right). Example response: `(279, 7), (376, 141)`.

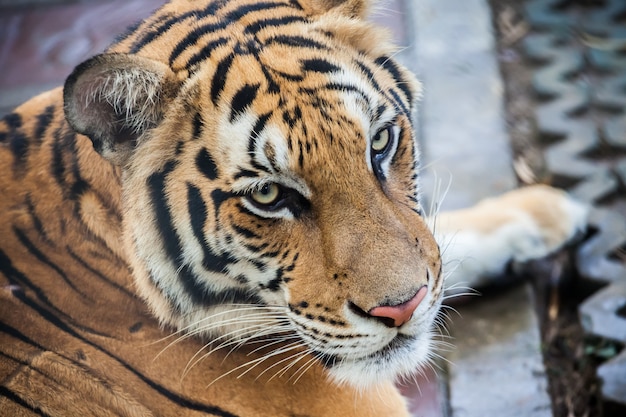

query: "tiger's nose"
(368, 286), (428, 327)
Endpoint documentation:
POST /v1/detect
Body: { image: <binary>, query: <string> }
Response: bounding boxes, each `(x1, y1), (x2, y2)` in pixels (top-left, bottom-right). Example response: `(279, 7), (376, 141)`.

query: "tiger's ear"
(64, 53), (180, 166)
(300, 0), (371, 19)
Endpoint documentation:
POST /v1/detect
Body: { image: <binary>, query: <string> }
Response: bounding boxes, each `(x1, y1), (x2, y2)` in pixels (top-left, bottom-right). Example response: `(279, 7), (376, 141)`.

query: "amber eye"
(250, 183), (282, 207)
(370, 125), (399, 180)
(372, 127), (391, 153)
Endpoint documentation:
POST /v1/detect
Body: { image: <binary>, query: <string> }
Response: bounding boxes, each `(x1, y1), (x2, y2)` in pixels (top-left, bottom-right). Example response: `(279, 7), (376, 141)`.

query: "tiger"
(0, 0), (588, 415)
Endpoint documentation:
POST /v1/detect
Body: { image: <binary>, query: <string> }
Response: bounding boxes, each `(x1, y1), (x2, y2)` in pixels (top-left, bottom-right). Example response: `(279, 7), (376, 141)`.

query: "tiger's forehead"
(199, 48), (401, 187)
(115, 0), (363, 73)
(114, 0), (415, 187)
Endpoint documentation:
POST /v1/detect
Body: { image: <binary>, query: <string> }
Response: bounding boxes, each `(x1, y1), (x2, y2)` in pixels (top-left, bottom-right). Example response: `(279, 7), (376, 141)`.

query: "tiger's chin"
(319, 332), (435, 390)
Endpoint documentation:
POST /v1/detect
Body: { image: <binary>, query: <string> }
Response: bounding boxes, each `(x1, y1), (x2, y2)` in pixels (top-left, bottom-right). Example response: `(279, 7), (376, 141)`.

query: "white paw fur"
(432, 185), (589, 291)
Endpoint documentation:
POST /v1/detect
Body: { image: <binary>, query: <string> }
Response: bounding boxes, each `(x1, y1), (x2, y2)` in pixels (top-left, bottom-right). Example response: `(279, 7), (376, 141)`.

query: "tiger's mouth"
(313, 333), (415, 370)
(302, 321), (435, 388)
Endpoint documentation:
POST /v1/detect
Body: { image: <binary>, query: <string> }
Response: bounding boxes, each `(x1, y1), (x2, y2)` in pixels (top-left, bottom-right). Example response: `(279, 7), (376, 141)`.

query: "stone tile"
(579, 279), (626, 342)
(577, 208), (626, 284)
(407, 0), (516, 211)
(404, 1), (551, 416)
(447, 285), (552, 417)
(598, 350), (626, 404)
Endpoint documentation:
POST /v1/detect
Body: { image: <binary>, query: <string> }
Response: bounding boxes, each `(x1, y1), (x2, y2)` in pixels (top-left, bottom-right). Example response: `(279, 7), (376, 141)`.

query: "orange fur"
(1, 0), (439, 415)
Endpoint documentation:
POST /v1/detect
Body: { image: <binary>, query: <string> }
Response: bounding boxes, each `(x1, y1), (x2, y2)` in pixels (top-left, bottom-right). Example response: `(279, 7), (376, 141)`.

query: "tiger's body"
(0, 0), (587, 415)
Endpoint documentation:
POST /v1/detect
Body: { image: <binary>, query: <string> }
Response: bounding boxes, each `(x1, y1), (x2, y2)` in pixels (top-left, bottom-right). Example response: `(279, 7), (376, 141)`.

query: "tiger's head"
(63, 0), (443, 388)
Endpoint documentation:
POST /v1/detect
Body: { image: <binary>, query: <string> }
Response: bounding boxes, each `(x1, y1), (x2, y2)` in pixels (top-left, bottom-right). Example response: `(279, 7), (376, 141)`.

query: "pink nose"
(368, 286), (428, 327)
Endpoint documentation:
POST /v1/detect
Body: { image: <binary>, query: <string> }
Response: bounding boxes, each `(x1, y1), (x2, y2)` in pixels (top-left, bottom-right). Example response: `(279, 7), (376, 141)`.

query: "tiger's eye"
(251, 183), (281, 206)
(372, 128), (390, 152)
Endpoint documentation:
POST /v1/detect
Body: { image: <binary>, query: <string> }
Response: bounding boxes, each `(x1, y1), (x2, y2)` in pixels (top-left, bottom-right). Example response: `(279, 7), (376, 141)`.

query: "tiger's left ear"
(300, 0), (371, 19)
(64, 53), (180, 166)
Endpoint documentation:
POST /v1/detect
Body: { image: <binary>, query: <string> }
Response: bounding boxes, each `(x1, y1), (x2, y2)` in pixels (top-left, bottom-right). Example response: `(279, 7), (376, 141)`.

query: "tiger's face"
(64, 0), (443, 387)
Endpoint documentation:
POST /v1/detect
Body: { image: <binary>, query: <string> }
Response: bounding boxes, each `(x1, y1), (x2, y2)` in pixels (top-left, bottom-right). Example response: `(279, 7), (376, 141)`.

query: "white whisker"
(206, 341), (306, 387)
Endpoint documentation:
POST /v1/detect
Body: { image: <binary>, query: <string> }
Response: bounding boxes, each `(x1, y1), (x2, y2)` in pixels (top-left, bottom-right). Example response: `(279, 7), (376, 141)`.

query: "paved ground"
(404, 1), (551, 416)
(0, 0), (552, 415)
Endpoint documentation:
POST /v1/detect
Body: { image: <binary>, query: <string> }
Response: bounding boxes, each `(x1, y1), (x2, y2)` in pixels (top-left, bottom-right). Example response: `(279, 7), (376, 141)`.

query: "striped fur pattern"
(1, 0), (441, 415)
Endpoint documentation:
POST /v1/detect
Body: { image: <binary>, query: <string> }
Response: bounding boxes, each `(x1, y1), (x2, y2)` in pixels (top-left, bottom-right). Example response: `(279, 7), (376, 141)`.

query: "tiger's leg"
(432, 185), (589, 293)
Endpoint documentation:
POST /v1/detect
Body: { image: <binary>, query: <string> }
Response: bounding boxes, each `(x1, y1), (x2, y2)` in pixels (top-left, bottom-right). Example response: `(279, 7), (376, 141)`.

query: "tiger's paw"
(435, 185), (589, 292)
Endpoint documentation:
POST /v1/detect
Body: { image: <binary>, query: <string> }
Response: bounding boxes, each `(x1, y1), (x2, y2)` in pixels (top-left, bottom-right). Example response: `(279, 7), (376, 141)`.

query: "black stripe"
(68, 136), (90, 204)
(66, 247), (135, 298)
(233, 168), (258, 180)
(192, 113), (204, 140)
(187, 183), (236, 274)
(51, 126), (73, 189)
(265, 34), (327, 49)
(388, 88), (410, 118)
(147, 161), (183, 268)
(8, 130), (28, 170)
(180, 264), (262, 307)
(49, 125), (93, 217)
(271, 69), (303, 82)
(130, 2), (225, 53)
(25, 194), (52, 245)
(301, 58), (340, 74)
(0, 322), (48, 353)
(246, 113), (272, 173)
(374, 56), (413, 104)
(169, 2), (291, 66)
(282, 105), (302, 127)
(232, 224), (260, 239)
(54, 127), (124, 236)
(355, 59), (381, 92)
(0, 386), (51, 417)
(185, 37), (230, 69)
(298, 141), (304, 168)
(0, 247), (113, 338)
(34, 105), (56, 139)
(0, 248), (70, 320)
(243, 15), (307, 35)
(113, 19), (143, 45)
(322, 83), (370, 103)
(13, 226), (91, 300)
(211, 53), (235, 105)
(169, 22), (229, 66)
(148, 165), (249, 307)
(289, 0), (304, 9)
(224, 1), (292, 22)
(230, 83), (260, 122)
(376, 104), (387, 119)
(3, 112), (22, 129)
(196, 147), (219, 180)
(9, 290), (241, 417)
(261, 64), (281, 94)
(357, 57), (410, 117)
(210, 188), (233, 216)
(243, 242), (270, 253)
